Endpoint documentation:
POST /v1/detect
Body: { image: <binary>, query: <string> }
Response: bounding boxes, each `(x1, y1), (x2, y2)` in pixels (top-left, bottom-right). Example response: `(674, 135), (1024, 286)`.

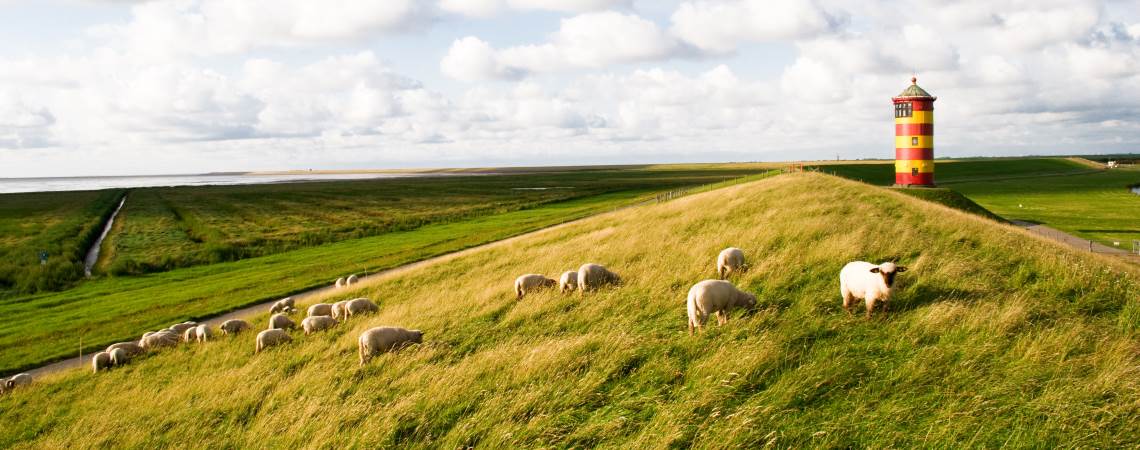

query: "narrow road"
(1010, 220), (1136, 258)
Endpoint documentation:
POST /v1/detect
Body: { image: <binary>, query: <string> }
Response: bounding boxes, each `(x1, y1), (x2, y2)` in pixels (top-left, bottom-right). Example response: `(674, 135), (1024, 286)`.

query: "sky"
(0, 0), (1138, 177)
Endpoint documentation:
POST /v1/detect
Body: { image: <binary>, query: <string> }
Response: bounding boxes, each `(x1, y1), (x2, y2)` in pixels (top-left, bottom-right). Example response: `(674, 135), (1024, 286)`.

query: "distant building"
(893, 77), (937, 187)
(1107, 161), (1118, 168)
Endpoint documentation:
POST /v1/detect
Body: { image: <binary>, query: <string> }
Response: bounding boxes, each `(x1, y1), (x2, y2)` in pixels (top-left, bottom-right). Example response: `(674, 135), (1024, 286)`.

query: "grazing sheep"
(3, 373), (32, 393)
(255, 329), (292, 353)
(141, 330), (179, 350)
(346, 274), (359, 286)
(194, 324), (212, 343)
(220, 319), (251, 335)
(344, 298), (379, 317)
(106, 342), (145, 357)
(840, 261), (908, 319)
(335, 277), (345, 288)
(268, 313), (296, 330)
(302, 316), (338, 335)
(358, 327), (424, 365)
(577, 263), (621, 294)
(307, 303), (333, 317)
(181, 327), (198, 343)
(514, 274), (556, 299)
(269, 298), (295, 315)
(717, 247), (746, 279)
(92, 351), (112, 373)
(686, 280), (757, 335)
(331, 301), (348, 320)
(169, 322), (198, 335)
(109, 348), (130, 366)
(559, 270), (579, 293)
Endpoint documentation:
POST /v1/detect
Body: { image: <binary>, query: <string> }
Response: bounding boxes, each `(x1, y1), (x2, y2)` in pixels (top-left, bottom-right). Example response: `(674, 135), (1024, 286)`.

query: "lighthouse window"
(894, 103), (912, 118)
(912, 137), (919, 146)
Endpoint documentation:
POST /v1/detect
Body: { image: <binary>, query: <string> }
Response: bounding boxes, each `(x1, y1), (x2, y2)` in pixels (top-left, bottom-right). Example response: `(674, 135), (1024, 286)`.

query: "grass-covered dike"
(1, 172), (1136, 447)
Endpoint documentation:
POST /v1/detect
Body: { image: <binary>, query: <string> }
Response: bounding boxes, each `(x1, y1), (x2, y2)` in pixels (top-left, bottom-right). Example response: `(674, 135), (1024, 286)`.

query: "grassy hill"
(2, 173), (1137, 448)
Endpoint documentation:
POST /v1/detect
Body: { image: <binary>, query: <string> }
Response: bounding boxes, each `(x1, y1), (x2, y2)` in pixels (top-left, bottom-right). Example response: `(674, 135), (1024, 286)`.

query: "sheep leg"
(865, 298), (876, 319)
(716, 311), (727, 325)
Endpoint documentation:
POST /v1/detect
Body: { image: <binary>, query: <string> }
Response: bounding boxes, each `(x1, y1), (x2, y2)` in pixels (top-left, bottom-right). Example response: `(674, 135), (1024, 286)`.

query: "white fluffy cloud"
(439, 0), (631, 17)
(670, 0), (843, 53)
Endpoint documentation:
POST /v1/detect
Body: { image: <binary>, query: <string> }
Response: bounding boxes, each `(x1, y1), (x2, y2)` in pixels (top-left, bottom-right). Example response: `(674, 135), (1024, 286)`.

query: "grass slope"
(2, 173), (1137, 448)
(0, 172), (776, 374)
(812, 157), (1091, 186)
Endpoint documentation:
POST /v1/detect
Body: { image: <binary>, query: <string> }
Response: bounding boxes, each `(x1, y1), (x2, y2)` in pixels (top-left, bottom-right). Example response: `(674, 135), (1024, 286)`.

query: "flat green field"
(100, 169), (763, 276)
(0, 190), (123, 296)
(814, 158), (1140, 247)
(2, 173), (1136, 447)
(0, 167), (775, 373)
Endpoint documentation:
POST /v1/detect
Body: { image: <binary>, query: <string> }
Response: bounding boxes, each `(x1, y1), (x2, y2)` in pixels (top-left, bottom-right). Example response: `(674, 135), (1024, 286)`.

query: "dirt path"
(1010, 220), (1137, 258)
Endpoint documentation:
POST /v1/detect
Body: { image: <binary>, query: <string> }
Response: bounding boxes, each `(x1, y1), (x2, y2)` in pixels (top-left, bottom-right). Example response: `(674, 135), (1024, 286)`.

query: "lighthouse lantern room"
(893, 77), (936, 187)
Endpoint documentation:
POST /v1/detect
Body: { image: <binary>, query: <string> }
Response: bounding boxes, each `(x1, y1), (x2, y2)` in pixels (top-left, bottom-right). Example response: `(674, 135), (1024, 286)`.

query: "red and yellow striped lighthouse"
(893, 77), (936, 186)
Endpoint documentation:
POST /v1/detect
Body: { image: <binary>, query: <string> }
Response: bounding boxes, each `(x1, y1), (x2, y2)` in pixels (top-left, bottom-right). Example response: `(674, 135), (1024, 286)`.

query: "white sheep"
(141, 330), (179, 350)
(839, 261), (908, 319)
(169, 322), (198, 335)
(255, 329), (291, 353)
(92, 351), (112, 373)
(358, 327), (424, 365)
(195, 324), (212, 343)
(559, 270), (579, 293)
(577, 263), (621, 294)
(331, 301), (348, 320)
(3, 373), (32, 394)
(106, 342), (145, 357)
(346, 274), (359, 286)
(335, 277), (345, 288)
(109, 347), (130, 366)
(269, 298), (295, 315)
(268, 313), (296, 330)
(302, 316), (338, 335)
(514, 274), (556, 299)
(220, 319), (251, 335)
(181, 327), (198, 343)
(716, 247), (746, 279)
(307, 303), (333, 317)
(344, 298), (379, 317)
(686, 279), (757, 335)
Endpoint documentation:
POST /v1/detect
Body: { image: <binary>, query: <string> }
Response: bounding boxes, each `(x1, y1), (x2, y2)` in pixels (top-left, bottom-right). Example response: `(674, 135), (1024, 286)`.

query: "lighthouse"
(893, 77), (936, 186)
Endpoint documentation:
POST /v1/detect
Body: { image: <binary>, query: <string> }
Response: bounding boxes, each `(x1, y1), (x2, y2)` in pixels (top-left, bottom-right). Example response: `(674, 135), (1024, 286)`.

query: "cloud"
(439, 0), (631, 17)
(670, 0), (844, 53)
(0, 93), (57, 149)
(442, 11), (683, 80)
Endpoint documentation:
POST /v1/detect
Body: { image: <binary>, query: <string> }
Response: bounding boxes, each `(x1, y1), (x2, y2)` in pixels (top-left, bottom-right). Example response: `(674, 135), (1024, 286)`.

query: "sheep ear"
(897, 266), (907, 272)
(869, 268), (880, 273)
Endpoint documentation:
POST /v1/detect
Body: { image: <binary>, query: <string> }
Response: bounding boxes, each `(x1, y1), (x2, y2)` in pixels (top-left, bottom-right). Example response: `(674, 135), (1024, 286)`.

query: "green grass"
(888, 188), (1005, 222)
(812, 157), (1093, 186)
(99, 168), (765, 276)
(951, 168), (1140, 246)
(0, 170), (777, 374)
(0, 189), (124, 295)
(2, 172), (1136, 447)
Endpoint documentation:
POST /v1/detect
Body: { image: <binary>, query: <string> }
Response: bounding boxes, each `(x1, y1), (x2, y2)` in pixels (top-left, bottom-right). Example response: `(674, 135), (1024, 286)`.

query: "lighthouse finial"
(911, 75), (917, 84)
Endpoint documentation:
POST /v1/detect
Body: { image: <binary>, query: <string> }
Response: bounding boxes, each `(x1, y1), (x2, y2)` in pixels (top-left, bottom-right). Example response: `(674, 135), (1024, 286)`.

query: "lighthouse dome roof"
(896, 77), (934, 98)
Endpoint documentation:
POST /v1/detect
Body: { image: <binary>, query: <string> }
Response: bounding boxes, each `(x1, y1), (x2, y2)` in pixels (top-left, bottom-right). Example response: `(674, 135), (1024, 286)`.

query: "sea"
(0, 173), (430, 194)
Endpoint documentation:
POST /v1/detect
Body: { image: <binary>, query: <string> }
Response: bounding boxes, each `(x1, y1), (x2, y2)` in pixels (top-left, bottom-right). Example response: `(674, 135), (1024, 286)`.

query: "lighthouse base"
(892, 183), (937, 188)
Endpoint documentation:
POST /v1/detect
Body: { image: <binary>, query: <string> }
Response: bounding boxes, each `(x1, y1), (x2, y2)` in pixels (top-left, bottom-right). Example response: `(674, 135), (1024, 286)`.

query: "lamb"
(255, 329), (292, 353)
(141, 330), (179, 350)
(346, 274), (359, 286)
(169, 321), (198, 335)
(344, 298), (379, 317)
(716, 247), (746, 279)
(302, 316), (338, 335)
(3, 373), (32, 394)
(335, 277), (345, 288)
(109, 347), (130, 366)
(307, 303), (333, 317)
(220, 319), (251, 335)
(106, 342), (145, 357)
(331, 301), (348, 320)
(358, 327), (424, 365)
(92, 351), (112, 373)
(181, 327), (198, 343)
(194, 324), (212, 343)
(269, 297), (295, 315)
(839, 261), (908, 319)
(686, 279), (757, 335)
(514, 274), (556, 299)
(559, 270), (579, 293)
(268, 313), (296, 330)
(577, 263), (621, 294)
